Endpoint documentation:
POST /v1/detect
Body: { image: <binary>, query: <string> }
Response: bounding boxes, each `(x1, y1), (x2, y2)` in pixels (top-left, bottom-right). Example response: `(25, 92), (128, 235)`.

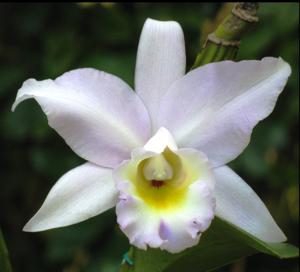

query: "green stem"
(119, 247), (135, 272)
(192, 2), (259, 69)
(214, 46), (227, 62)
(0, 229), (12, 272)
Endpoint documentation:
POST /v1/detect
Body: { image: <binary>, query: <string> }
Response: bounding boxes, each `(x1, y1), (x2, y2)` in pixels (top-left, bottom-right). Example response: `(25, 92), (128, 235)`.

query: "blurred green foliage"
(0, 3), (298, 272)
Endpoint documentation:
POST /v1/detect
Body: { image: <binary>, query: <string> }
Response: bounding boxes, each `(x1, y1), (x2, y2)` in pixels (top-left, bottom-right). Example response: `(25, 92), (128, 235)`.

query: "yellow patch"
(125, 148), (200, 212)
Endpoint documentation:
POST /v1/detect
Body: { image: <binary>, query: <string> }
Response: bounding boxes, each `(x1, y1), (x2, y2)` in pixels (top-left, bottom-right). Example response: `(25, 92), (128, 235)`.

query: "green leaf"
(0, 229), (12, 272)
(129, 217), (299, 272)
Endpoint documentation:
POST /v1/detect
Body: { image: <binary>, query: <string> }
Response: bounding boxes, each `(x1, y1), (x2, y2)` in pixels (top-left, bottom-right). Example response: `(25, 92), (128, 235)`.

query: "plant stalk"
(0, 229), (13, 272)
(192, 2), (259, 69)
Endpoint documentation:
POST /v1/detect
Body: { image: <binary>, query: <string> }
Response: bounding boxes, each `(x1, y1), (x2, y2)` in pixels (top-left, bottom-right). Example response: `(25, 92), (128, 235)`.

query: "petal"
(157, 57), (291, 166)
(159, 181), (215, 253)
(116, 194), (163, 249)
(23, 163), (118, 232)
(214, 166), (286, 242)
(12, 68), (151, 168)
(114, 143), (216, 253)
(135, 18), (186, 125)
(116, 180), (215, 253)
(176, 148), (215, 191)
(144, 127), (178, 153)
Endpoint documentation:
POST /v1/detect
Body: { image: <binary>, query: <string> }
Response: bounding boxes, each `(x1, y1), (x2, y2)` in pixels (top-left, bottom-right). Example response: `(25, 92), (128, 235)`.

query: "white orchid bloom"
(12, 18), (291, 253)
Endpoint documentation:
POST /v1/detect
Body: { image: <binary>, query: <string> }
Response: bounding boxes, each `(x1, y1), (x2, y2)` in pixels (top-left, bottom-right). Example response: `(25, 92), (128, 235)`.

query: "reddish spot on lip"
(151, 180), (165, 189)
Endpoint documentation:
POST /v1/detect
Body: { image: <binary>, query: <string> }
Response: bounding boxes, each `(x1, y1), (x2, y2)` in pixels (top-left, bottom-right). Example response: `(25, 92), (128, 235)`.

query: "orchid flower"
(12, 18), (291, 253)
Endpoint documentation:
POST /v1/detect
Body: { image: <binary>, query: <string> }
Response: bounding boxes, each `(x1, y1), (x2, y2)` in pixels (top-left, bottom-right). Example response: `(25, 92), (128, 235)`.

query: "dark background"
(0, 3), (298, 272)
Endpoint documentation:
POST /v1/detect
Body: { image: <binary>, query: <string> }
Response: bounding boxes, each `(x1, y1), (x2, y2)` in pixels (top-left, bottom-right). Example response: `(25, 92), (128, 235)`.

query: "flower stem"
(0, 229), (13, 272)
(119, 247), (135, 272)
(191, 2), (259, 69)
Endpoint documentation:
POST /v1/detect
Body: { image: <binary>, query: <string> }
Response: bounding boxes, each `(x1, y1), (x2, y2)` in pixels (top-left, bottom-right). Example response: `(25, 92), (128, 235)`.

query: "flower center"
(133, 148), (189, 210)
(114, 127), (214, 212)
(143, 154), (173, 188)
(151, 180), (165, 189)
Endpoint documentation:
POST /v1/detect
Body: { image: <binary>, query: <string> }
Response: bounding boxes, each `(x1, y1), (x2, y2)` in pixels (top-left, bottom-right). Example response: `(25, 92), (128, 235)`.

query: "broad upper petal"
(157, 57), (291, 166)
(214, 166), (286, 242)
(23, 163), (118, 232)
(135, 18), (186, 125)
(12, 68), (151, 168)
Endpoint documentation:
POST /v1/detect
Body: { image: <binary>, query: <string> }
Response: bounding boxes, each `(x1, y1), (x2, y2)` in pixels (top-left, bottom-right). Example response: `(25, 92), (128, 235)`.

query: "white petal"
(116, 180), (215, 253)
(157, 57), (291, 166)
(176, 148), (215, 191)
(116, 194), (163, 250)
(12, 68), (151, 168)
(214, 166), (286, 242)
(135, 18), (186, 125)
(144, 127), (178, 153)
(114, 144), (216, 253)
(159, 181), (215, 253)
(23, 163), (118, 232)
